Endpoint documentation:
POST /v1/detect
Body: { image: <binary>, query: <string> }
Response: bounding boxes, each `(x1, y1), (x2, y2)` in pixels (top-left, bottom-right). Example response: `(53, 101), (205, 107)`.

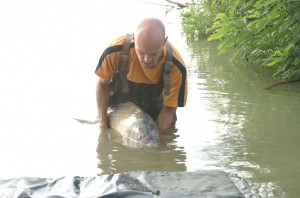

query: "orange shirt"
(95, 35), (187, 107)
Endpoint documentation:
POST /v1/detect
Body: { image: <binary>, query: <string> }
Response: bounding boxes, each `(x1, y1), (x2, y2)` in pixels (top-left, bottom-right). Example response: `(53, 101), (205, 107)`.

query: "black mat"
(0, 170), (258, 197)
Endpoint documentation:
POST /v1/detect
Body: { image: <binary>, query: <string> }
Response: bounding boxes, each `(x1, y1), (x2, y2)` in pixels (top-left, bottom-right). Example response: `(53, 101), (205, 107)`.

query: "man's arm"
(96, 76), (110, 129)
(155, 106), (177, 132)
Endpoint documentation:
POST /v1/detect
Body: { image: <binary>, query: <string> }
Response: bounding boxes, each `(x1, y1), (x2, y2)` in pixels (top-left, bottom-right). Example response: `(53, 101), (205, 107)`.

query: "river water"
(0, 0), (300, 197)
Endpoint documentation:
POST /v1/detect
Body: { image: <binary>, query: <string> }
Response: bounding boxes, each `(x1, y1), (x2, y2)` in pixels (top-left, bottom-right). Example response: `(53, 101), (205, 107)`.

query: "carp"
(74, 102), (159, 147)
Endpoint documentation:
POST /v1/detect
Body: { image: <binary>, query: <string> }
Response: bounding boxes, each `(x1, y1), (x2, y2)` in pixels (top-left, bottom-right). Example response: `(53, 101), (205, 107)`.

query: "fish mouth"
(136, 137), (159, 147)
(123, 138), (159, 148)
(126, 132), (159, 148)
(145, 142), (159, 147)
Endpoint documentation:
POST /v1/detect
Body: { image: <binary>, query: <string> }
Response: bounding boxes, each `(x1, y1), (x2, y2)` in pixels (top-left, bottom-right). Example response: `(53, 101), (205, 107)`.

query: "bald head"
(133, 18), (168, 69)
(135, 18), (166, 41)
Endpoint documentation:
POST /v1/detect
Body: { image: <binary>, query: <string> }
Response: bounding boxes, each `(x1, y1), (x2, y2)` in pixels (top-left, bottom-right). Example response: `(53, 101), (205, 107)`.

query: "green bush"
(181, 0), (300, 79)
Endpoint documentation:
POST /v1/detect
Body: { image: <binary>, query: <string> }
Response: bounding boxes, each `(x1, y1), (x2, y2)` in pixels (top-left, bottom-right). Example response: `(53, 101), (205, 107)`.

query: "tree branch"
(164, 0), (191, 9)
(264, 79), (300, 89)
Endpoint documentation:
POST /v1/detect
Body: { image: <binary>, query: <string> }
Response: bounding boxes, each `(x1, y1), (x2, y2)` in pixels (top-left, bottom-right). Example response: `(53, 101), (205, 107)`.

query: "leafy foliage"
(181, 0), (300, 79)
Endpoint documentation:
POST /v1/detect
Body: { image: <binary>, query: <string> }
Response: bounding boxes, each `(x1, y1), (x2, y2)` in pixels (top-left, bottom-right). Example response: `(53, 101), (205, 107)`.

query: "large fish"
(74, 102), (159, 147)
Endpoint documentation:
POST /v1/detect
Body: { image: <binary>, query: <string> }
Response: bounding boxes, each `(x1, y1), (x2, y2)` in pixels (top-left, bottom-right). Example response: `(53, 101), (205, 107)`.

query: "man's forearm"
(96, 77), (110, 128)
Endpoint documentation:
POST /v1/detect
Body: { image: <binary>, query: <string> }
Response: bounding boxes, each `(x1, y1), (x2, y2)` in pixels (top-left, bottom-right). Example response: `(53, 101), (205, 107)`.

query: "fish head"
(128, 117), (159, 147)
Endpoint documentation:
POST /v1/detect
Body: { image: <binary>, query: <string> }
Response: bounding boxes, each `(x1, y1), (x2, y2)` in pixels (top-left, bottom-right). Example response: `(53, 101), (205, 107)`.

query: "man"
(95, 17), (187, 131)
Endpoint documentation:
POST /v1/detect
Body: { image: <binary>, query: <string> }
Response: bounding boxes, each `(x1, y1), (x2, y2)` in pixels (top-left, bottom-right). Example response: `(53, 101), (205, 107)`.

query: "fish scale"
(108, 102), (159, 147)
(73, 102), (159, 148)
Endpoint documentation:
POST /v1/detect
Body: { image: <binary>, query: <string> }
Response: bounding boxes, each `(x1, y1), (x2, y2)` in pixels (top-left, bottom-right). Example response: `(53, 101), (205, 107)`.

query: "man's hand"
(98, 116), (109, 129)
(155, 106), (177, 132)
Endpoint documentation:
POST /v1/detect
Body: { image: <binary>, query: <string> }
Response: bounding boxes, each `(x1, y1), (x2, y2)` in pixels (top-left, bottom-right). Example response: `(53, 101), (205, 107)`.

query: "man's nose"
(143, 55), (152, 63)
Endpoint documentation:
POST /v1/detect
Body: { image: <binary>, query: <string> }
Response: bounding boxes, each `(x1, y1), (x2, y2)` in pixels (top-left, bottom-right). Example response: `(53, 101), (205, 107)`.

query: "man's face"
(135, 45), (163, 69)
(133, 33), (165, 69)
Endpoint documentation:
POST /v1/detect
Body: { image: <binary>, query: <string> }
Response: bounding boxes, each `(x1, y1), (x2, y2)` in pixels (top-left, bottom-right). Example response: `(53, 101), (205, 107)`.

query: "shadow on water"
(96, 128), (187, 175)
(185, 38), (300, 197)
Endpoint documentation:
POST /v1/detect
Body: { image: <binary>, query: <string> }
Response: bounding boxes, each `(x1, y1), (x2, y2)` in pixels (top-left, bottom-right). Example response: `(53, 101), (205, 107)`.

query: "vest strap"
(118, 34), (131, 93)
(117, 35), (174, 96)
(163, 41), (173, 95)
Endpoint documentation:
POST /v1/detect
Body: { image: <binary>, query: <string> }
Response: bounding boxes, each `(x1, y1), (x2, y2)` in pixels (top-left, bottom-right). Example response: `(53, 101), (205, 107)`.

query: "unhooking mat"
(0, 170), (258, 198)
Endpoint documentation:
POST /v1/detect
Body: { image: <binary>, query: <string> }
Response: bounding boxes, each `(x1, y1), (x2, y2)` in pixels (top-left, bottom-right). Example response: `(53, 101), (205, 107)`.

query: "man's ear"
(164, 36), (168, 44)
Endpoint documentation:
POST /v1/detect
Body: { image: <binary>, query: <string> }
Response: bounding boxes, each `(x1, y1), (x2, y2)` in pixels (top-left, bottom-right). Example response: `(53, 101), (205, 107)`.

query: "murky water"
(1, 0), (300, 197)
(182, 38), (300, 197)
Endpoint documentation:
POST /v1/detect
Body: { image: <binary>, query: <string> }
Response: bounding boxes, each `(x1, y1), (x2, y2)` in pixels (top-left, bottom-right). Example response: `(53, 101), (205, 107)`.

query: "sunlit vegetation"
(180, 0), (300, 80)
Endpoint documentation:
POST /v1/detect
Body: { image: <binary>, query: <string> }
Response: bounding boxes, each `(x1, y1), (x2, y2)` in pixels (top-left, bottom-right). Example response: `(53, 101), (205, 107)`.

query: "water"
(183, 39), (300, 197)
(1, 0), (300, 197)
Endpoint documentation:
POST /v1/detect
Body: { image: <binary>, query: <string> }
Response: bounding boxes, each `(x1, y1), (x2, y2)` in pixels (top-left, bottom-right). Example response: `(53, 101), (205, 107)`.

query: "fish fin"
(73, 118), (98, 124)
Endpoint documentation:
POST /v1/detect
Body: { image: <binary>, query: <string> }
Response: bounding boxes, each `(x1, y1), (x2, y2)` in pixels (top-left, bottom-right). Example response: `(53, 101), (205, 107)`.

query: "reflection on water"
(184, 38), (300, 197)
(96, 128), (186, 175)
